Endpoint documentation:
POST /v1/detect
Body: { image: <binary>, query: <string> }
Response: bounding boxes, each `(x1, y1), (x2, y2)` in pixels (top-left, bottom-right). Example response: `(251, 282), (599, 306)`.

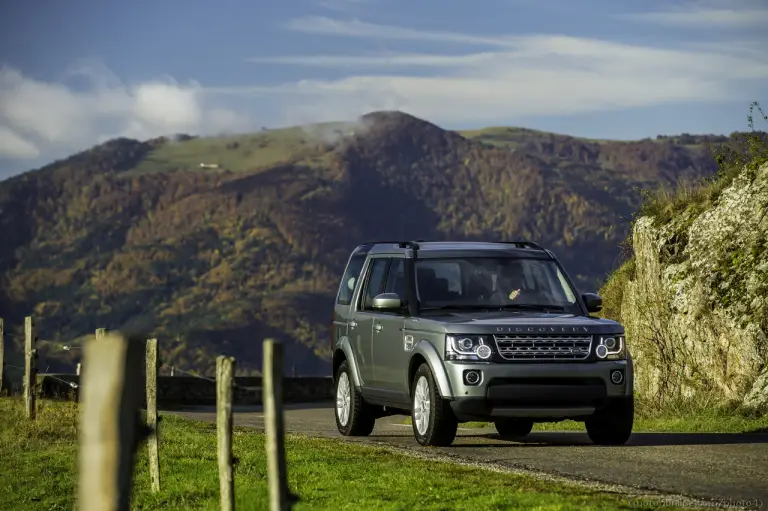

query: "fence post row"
(217, 355), (236, 511)
(264, 339), (291, 511)
(145, 338), (161, 493)
(25, 316), (37, 420)
(77, 331), (145, 511)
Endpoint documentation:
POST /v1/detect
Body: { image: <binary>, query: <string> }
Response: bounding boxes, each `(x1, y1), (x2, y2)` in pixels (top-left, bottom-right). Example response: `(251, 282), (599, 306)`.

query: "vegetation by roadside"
(1, 398), (705, 511)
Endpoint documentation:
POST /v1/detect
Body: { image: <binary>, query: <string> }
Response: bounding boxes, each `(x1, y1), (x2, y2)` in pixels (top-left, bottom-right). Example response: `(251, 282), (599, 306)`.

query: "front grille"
(493, 334), (592, 361)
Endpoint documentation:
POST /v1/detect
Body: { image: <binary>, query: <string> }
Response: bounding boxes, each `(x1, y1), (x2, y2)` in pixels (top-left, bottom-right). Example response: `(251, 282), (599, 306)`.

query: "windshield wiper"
(419, 304), (497, 311)
(496, 303), (566, 312)
(419, 303), (566, 312)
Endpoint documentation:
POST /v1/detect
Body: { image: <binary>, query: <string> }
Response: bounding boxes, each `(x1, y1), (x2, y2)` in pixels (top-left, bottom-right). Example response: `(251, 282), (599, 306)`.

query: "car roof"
(358, 240), (554, 259)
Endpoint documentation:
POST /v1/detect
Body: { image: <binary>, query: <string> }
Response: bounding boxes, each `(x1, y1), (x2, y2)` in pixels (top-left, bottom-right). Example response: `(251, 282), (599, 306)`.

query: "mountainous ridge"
(0, 110), (733, 377)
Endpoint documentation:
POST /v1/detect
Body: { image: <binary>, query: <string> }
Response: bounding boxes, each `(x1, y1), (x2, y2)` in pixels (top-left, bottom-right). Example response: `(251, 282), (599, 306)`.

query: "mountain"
(0, 111), (726, 376)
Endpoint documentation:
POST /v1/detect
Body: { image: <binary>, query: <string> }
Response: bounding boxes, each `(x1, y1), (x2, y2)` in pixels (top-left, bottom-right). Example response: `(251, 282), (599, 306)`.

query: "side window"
(336, 253), (366, 305)
(362, 258), (390, 310)
(416, 261), (463, 301)
(384, 258), (406, 298)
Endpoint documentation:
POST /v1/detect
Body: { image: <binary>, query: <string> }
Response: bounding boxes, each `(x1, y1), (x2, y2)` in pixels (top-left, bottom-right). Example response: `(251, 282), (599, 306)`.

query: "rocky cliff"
(605, 160), (768, 411)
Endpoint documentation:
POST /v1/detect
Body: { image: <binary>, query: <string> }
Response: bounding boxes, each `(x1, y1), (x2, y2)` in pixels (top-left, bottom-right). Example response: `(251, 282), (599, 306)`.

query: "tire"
(410, 363), (458, 447)
(494, 418), (534, 438)
(585, 396), (634, 445)
(334, 360), (375, 436)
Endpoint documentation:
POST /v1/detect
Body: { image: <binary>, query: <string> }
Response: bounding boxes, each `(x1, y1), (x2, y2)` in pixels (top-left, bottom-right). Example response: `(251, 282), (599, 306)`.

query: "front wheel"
(335, 361), (375, 436)
(585, 396), (634, 445)
(494, 418), (534, 439)
(411, 363), (458, 446)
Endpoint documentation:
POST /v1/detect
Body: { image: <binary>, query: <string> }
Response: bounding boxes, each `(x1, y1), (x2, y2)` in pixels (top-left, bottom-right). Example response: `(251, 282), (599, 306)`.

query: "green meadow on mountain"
(0, 111), (732, 376)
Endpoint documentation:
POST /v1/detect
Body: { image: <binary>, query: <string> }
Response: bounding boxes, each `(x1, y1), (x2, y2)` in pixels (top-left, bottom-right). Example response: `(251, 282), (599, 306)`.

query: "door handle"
(374, 323), (382, 333)
(349, 321), (357, 329)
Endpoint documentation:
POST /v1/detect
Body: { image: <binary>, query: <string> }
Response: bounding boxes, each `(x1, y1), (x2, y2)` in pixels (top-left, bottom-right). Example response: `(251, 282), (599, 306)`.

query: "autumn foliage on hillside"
(0, 111), (723, 374)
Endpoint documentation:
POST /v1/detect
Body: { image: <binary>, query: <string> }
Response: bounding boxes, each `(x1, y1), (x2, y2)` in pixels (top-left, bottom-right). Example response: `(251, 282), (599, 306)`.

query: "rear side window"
(337, 253), (367, 305)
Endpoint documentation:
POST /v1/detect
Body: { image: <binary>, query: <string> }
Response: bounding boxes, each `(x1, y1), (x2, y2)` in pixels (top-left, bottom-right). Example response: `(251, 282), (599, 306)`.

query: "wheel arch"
(409, 340), (454, 399)
(333, 336), (363, 388)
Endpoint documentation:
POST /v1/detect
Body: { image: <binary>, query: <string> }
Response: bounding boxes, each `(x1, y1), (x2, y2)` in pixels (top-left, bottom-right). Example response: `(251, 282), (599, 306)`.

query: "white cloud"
(233, 18), (768, 126)
(617, 0), (768, 28)
(316, 0), (374, 14)
(0, 126), (39, 158)
(0, 65), (248, 163)
(282, 16), (510, 46)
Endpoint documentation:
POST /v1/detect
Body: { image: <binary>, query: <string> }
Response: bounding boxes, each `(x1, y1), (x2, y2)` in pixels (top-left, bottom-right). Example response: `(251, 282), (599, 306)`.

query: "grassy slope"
(0, 398), (702, 511)
(130, 122), (356, 175)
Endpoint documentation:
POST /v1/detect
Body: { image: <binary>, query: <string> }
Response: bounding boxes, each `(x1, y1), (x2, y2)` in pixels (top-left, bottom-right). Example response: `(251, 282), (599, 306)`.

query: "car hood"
(407, 310), (624, 335)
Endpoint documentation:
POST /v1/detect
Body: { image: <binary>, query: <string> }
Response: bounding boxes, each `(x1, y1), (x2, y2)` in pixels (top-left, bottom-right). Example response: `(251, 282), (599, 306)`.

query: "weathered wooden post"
(264, 339), (289, 511)
(217, 356), (235, 511)
(77, 331), (145, 511)
(24, 316), (37, 419)
(0, 318), (4, 395)
(145, 338), (160, 493)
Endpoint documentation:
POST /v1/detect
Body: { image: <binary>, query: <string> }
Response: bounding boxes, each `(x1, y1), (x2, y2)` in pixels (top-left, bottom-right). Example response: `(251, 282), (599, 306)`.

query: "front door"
(371, 258), (409, 399)
(349, 257), (389, 386)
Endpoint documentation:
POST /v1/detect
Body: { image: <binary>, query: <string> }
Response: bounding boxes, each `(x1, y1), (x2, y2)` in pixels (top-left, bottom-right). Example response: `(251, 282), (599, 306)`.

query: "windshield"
(415, 257), (580, 312)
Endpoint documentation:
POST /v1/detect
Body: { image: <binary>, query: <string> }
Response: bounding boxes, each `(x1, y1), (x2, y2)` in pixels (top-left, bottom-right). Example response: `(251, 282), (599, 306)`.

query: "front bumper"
(444, 360), (632, 422)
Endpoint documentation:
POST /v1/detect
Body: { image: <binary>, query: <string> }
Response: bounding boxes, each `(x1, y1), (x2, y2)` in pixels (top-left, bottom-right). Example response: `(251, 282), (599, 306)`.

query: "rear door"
(332, 249), (368, 367)
(348, 256), (390, 386)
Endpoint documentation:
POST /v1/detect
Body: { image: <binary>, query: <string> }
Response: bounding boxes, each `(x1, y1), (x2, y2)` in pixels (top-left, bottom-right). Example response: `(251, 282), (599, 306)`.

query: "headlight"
(446, 335), (493, 361)
(595, 335), (625, 360)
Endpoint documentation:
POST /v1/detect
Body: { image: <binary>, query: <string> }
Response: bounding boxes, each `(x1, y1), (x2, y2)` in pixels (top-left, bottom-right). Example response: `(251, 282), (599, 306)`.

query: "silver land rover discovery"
(331, 240), (634, 447)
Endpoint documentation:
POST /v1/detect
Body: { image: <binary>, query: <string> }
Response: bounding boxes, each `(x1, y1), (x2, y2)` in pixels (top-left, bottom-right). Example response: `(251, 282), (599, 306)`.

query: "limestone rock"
(619, 162), (768, 410)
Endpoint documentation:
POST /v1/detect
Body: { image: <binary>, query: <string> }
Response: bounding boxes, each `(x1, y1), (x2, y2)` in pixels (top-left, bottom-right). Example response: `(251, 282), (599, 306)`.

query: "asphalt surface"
(172, 402), (768, 510)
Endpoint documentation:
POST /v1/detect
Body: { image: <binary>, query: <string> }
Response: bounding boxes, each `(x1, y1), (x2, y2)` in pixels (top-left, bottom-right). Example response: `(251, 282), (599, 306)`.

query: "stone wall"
(33, 374), (334, 409)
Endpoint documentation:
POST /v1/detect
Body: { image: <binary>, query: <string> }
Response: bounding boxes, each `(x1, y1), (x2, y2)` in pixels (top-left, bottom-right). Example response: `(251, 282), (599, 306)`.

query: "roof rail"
(498, 240), (545, 250)
(361, 240), (422, 249)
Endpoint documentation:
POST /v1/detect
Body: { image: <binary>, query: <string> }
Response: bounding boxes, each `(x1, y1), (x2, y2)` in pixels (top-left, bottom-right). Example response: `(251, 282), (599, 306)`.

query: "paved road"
(172, 402), (768, 509)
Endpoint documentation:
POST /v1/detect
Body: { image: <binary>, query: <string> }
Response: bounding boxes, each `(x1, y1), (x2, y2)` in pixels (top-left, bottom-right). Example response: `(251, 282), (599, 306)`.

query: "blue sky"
(1, 0), (767, 179)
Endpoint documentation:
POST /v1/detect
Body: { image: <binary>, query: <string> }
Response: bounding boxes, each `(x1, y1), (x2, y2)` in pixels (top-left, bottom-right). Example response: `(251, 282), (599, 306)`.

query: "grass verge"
(0, 398), (708, 511)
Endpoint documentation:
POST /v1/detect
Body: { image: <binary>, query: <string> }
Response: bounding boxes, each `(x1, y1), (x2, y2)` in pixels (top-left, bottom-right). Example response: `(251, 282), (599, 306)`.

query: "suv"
(331, 240), (634, 447)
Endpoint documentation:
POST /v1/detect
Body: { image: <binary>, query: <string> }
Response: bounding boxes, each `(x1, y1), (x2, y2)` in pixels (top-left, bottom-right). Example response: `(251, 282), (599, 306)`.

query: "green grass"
(0, 398), (707, 511)
(129, 121), (360, 175)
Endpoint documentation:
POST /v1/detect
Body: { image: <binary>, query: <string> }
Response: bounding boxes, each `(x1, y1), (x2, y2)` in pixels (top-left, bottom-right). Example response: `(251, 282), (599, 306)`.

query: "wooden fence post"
(0, 318), (4, 395)
(217, 356), (236, 511)
(24, 316), (37, 419)
(264, 339), (290, 511)
(77, 331), (145, 511)
(145, 338), (160, 493)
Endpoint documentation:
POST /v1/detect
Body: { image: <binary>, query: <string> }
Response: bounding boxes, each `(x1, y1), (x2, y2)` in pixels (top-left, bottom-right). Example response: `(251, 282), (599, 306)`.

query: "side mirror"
(582, 293), (603, 313)
(372, 293), (403, 311)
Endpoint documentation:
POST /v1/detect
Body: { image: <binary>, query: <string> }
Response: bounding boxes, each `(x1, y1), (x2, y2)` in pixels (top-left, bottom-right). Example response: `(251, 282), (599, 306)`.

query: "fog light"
(465, 371), (481, 385)
(611, 370), (624, 384)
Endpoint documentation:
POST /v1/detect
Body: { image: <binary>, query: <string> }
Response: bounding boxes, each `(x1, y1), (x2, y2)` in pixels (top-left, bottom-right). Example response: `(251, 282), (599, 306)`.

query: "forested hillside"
(0, 111), (726, 375)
